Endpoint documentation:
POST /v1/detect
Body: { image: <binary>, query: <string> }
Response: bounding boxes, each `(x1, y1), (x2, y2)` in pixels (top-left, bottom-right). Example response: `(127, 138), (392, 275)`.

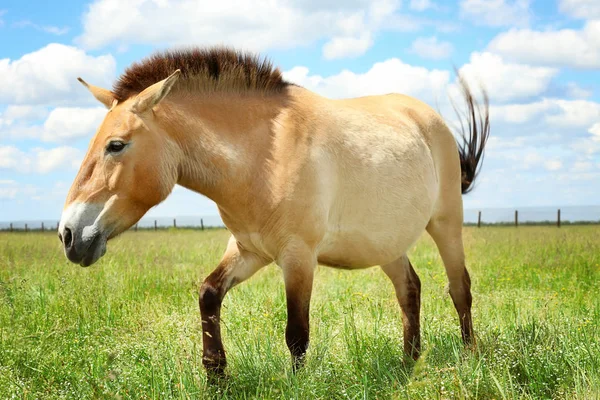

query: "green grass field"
(1, 226), (599, 399)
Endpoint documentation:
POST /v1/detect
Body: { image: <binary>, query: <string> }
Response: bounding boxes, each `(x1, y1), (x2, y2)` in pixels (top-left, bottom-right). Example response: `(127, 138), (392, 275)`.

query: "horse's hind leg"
(199, 235), (271, 379)
(427, 216), (475, 346)
(381, 255), (422, 359)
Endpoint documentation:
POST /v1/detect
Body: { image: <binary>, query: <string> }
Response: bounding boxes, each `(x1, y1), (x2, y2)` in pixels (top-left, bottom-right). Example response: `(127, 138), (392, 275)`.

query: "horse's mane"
(112, 46), (292, 102)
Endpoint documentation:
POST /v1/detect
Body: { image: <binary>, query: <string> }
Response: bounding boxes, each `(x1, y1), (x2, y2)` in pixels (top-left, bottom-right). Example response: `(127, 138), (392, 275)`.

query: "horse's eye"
(106, 141), (126, 154)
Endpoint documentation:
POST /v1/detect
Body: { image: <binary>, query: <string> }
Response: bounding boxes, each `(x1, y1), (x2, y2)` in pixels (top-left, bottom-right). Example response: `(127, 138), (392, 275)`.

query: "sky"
(0, 0), (599, 223)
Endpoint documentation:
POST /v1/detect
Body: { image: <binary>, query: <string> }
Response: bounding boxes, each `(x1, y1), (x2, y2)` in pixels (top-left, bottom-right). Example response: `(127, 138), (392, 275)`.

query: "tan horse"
(58, 47), (490, 378)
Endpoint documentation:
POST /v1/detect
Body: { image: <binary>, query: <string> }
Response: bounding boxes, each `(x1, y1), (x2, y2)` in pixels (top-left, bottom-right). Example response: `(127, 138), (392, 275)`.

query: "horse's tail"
(451, 72), (491, 195)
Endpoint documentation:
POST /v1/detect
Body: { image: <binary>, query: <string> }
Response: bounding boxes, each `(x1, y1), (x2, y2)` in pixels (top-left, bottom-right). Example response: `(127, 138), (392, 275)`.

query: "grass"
(1, 226), (599, 399)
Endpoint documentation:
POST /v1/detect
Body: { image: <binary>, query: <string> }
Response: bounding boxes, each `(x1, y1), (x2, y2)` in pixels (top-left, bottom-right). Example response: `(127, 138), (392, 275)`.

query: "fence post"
(201, 218), (204, 231)
(57, 222), (59, 231)
(10, 223), (13, 232)
(174, 218), (177, 228)
(515, 210), (518, 227)
(154, 220), (157, 231)
(135, 223), (138, 232)
(25, 223), (28, 232)
(477, 211), (481, 228)
(557, 209), (561, 228)
(41, 222), (44, 232)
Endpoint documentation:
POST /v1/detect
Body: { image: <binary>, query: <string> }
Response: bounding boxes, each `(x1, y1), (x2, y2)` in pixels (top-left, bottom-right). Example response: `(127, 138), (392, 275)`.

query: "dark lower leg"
(400, 260), (421, 359)
(198, 240), (269, 380)
(382, 257), (422, 360)
(286, 297), (310, 371)
(282, 260), (314, 371)
(199, 269), (228, 376)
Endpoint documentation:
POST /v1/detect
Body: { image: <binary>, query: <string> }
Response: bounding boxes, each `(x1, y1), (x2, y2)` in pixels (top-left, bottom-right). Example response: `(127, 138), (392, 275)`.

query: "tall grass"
(1, 226), (599, 399)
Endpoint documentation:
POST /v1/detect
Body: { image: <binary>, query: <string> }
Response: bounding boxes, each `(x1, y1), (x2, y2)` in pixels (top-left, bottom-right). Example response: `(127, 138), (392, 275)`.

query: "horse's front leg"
(199, 236), (270, 379)
(278, 242), (316, 371)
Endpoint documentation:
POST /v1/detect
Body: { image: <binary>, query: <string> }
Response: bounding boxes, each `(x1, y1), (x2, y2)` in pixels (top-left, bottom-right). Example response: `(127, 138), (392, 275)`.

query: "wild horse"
(58, 47), (490, 378)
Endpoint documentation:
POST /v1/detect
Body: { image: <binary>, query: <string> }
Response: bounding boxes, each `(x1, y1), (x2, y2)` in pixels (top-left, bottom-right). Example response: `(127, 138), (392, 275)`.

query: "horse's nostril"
(64, 227), (73, 249)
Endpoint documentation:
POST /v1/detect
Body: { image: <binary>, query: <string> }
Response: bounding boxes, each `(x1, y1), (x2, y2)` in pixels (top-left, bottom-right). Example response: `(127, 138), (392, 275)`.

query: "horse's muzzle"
(59, 225), (107, 267)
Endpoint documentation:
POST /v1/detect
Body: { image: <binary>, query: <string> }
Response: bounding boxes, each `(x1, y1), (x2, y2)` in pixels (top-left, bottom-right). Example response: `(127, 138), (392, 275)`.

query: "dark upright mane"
(112, 47), (292, 102)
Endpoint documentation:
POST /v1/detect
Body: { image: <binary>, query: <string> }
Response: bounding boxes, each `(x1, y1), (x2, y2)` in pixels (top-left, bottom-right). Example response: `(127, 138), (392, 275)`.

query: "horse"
(58, 47), (490, 379)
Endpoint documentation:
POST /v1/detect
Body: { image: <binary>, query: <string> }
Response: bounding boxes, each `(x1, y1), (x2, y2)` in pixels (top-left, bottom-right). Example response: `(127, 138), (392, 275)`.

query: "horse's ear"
(77, 77), (116, 109)
(130, 69), (181, 114)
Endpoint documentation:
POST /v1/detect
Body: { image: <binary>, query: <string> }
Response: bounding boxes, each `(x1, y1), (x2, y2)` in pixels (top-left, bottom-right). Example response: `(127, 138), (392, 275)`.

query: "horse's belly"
(316, 186), (435, 268)
(317, 236), (408, 269)
(317, 216), (427, 268)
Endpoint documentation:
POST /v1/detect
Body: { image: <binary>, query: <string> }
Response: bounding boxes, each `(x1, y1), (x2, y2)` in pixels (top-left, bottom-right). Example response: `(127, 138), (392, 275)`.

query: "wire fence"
(463, 206), (600, 227)
(1, 206), (600, 232)
(0, 215), (226, 232)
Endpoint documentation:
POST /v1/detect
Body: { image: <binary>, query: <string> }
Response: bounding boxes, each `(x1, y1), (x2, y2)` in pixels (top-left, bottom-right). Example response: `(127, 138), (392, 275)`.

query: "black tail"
(451, 71), (491, 195)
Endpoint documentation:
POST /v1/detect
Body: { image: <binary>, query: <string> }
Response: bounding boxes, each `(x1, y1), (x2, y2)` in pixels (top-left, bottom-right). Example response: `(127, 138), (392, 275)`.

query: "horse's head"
(58, 70), (181, 266)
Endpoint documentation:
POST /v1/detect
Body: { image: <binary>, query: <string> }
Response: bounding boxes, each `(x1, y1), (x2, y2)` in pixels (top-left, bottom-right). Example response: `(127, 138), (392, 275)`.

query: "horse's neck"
(164, 93), (286, 225)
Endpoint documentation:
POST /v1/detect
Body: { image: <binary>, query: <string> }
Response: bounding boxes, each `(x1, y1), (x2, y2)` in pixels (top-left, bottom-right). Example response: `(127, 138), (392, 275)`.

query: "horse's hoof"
(203, 354), (227, 384)
(206, 371), (227, 386)
(291, 355), (307, 373)
(205, 366), (228, 386)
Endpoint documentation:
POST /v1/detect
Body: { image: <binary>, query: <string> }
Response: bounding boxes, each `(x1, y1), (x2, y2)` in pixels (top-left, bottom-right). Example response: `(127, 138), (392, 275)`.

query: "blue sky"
(1, 0), (599, 222)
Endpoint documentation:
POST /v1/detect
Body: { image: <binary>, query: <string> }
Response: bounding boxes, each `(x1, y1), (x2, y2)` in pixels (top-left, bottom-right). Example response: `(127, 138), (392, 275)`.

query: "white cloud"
(544, 160), (563, 171)
(565, 82), (593, 99)
(0, 187), (18, 200)
(0, 180), (41, 202)
(487, 136), (527, 150)
(13, 20), (69, 35)
(0, 106), (49, 139)
(0, 106), (49, 130)
(322, 33), (373, 60)
(559, 0), (600, 19)
(490, 101), (552, 124)
(0, 106), (106, 142)
(0, 146), (29, 172)
(409, 36), (453, 60)
(571, 136), (600, 155)
(43, 26), (69, 35)
(491, 98), (600, 127)
(543, 100), (600, 128)
(0, 145), (83, 174)
(42, 107), (107, 142)
(0, 43), (116, 106)
(523, 151), (544, 168)
(77, 0), (401, 60)
(523, 150), (563, 171)
(572, 161), (593, 172)
(488, 146), (569, 175)
(589, 122), (600, 139)
(35, 147), (83, 173)
(458, 52), (557, 102)
(283, 58), (450, 102)
(409, 0), (436, 11)
(0, 180), (18, 199)
(487, 21), (600, 69)
(0, 180), (24, 200)
(460, 0), (531, 27)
